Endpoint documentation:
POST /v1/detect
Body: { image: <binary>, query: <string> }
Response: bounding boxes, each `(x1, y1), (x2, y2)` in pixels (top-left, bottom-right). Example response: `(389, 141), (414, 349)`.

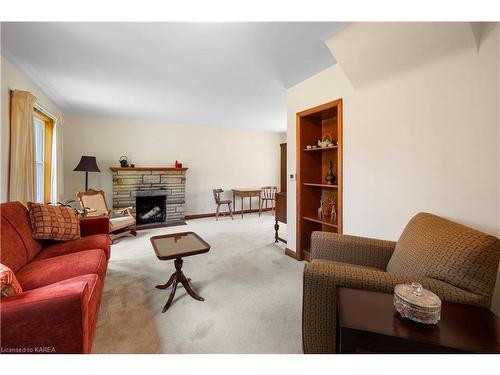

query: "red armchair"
(0, 202), (111, 354)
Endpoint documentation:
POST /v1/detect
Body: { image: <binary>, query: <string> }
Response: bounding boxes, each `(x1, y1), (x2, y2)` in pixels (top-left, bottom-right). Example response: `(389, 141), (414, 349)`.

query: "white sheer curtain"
(9, 90), (37, 204)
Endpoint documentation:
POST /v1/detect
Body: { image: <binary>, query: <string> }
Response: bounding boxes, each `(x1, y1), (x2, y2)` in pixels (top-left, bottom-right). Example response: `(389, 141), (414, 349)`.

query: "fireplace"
(136, 195), (167, 226)
(111, 167), (187, 226)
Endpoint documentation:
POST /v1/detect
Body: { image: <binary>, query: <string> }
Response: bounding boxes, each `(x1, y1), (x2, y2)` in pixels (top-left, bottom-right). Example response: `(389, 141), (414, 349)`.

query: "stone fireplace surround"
(110, 167), (187, 226)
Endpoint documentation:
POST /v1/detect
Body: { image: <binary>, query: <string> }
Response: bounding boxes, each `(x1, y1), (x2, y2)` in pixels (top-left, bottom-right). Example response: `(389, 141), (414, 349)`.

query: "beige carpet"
(92, 212), (304, 353)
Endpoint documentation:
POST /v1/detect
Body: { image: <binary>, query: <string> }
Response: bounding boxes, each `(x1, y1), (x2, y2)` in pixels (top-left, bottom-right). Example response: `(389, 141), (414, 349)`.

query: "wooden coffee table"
(150, 232), (210, 313)
(337, 287), (500, 353)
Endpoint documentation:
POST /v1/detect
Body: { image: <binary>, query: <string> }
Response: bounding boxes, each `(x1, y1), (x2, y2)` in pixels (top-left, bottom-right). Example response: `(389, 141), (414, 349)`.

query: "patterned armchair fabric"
(302, 213), (500, 354)
(387, 213), (500, 296)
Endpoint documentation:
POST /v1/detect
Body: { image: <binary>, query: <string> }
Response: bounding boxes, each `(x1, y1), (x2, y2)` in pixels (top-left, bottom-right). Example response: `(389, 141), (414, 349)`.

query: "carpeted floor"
(92, 212), (304, 353)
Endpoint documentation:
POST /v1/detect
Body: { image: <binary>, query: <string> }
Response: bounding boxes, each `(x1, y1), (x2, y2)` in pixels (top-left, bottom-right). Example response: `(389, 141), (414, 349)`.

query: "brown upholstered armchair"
(302, 212), (500, 354)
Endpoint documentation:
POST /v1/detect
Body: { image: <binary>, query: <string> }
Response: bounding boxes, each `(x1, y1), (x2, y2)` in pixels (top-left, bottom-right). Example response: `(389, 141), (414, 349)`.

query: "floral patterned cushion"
(0, 263), (23, 297)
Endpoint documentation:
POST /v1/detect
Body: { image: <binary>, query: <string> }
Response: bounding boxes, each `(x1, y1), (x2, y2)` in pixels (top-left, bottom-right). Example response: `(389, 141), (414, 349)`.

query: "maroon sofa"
(0, 201), (111, 354)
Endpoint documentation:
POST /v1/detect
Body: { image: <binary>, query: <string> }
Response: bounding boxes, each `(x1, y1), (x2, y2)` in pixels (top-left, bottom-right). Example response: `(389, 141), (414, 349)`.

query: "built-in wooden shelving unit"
(303, 183), (338, 188)
(296, 99), (343, 261)
(302, 216), (339, 228)
(303, 145), (338, 152)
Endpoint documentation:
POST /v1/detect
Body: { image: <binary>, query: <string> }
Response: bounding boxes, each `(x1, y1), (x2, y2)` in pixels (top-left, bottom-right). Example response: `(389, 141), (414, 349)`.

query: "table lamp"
(73, 155), (100, 191)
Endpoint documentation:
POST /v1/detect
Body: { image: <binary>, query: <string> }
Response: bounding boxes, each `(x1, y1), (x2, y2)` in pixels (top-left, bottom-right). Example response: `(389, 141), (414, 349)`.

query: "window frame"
(33, 108), (55, 203)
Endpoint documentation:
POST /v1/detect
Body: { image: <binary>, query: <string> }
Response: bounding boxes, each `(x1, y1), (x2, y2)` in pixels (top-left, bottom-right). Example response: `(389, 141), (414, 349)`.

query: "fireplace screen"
(136, 195), (166, 225)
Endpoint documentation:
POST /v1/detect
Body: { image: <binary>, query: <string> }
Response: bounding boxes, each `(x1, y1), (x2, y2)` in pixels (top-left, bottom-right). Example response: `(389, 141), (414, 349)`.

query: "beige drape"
(8, 90), (37, 204)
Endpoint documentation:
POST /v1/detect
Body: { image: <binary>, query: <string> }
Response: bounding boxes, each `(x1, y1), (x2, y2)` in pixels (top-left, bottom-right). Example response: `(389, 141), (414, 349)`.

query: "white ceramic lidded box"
(394, 282), (442, 324)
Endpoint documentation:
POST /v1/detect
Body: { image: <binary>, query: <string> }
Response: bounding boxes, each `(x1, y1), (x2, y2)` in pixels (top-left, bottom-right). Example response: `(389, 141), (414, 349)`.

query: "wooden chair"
(76, 189), (137, 242)
(213, 189), (233, 221)
(259, 186), (277, 216)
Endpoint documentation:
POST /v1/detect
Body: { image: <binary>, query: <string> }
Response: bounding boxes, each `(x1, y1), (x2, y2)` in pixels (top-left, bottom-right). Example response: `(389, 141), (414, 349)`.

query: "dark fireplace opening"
(136, 195), (167, 225)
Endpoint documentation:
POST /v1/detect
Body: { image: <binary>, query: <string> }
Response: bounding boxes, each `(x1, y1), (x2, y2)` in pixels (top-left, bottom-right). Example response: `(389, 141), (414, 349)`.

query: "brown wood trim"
(302, 215), (338, 228)
(303, 145), (338, 152)
(285, 248), (299, 260)
(296, 98), (342, 117)
(303, 183), (338, 188)
(337, 99), (343, 234)
(286, 248), (309, 262)
(185, 207), (272, 220)
(109, 167), (188, 172)
(43, 119), (54, 203)
(296, 111), (303, 261)
(185, 212), (217, 220)
(34, 107), (53, 122)
(34, 108), (55, 203)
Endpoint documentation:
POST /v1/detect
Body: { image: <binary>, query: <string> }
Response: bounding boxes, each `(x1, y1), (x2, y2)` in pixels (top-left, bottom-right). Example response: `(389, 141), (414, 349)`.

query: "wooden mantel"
(109, 167), (188, 172)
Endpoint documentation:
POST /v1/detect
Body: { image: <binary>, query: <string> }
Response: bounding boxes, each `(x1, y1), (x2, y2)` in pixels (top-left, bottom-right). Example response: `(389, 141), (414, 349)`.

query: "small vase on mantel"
(325, 161), (336, 185)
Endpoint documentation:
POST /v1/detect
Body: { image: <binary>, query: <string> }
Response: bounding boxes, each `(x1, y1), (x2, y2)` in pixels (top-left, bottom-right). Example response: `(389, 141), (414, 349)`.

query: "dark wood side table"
(337, 287), (500, 353)
(274, 191), (287, 243)
(150, 232), (210, 313)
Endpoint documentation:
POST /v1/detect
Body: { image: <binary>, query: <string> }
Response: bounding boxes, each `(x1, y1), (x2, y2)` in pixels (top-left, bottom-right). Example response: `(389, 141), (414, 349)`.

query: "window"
(33, 108), (55, 203)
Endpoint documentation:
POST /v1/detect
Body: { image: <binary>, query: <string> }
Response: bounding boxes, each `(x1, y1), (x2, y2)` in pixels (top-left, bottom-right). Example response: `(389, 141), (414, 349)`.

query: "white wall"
(63, 114), (283, 215)
(493, 26), (500, 316)
(0, 55), (62, 201)
(287, 25), (500, 313)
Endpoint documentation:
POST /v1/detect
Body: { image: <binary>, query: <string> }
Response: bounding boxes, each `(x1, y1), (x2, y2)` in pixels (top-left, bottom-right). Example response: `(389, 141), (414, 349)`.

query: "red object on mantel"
(175, 160), (183, 168)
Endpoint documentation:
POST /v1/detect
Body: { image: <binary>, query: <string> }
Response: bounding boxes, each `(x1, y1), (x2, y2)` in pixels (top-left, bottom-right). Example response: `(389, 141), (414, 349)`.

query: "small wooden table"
(337, 287), (500, 353)
(232, 188), (262, 218)
(150, 232), (210, 313)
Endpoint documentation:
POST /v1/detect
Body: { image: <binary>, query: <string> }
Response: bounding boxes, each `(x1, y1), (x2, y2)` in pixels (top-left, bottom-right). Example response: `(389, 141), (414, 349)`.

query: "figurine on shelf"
(330, 198), (337, 223)
(318, 198), (324, 220)
(317, 133), (334, 148)
(325, 160), (336, 185)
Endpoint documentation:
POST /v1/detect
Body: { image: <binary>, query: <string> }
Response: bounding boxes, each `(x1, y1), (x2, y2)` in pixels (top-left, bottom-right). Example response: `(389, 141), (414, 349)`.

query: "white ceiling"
(1, 22), (344, 132)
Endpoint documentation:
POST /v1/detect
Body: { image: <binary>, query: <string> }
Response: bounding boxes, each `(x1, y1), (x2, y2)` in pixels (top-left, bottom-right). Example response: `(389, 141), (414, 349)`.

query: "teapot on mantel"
(119, 156), (129, 168)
